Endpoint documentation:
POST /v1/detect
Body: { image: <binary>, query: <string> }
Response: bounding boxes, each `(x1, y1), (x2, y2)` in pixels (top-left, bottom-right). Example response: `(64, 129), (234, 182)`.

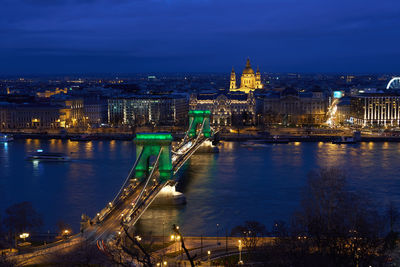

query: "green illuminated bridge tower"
(134, 133), (173, 183)
(132, 110), (213, 184)
(188, 110), (211, 138)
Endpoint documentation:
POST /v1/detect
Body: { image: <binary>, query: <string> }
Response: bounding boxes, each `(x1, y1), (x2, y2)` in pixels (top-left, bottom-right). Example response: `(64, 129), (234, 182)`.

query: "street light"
(19, 233), (29, 241)
(216, 223), (220, 246)
(170, 234), (180, 252)
(207, 250), (211, 267)
(238, 239), (243, 265)
(62, 229), (71, 239)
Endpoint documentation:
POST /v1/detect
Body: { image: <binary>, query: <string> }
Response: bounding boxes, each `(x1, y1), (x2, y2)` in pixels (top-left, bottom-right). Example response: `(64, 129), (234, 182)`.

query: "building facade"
(351, 93), (400, 127)
(263, 88), (328, 125)
(189, 92), (256, 126)
(108, 94), (188, 126)
(0, 103), (61, 129)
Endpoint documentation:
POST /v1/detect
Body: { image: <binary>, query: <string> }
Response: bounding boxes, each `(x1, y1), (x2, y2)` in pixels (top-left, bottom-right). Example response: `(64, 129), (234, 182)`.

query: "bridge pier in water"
(153, 184), (187, 205)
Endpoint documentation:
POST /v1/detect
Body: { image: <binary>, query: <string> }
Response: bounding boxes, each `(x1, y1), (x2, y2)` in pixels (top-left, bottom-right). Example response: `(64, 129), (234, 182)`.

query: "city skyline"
(3, 1), (400, 266)
(1, 0), (400, 74)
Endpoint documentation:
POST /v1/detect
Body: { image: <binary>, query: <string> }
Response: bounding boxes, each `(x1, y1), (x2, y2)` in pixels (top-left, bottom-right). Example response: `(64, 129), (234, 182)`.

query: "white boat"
(26, 149), (70, 161)
(0, 133), (13, 142)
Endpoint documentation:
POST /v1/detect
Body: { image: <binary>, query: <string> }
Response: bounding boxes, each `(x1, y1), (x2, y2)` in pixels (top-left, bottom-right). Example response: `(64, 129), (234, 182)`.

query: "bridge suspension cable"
(173, 118), (195, 153)
(111, 147), (144, 206)
(194, 117), (206, 144)
(132, 147), (163, 209)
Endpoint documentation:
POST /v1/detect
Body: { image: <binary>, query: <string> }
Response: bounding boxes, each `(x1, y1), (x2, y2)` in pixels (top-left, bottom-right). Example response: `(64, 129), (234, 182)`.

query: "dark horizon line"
(0, 71), (399, 78)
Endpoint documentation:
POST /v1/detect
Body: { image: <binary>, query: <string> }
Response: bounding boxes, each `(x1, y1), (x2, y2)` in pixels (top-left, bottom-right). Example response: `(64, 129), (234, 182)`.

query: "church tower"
(230, 67), (237, 89)
(255, 66), (263, 89)
(229, 58), (263, 93)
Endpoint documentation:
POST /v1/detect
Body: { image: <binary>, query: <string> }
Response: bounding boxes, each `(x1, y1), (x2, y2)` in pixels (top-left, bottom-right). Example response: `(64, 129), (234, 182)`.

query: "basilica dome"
(242, 59), (254, 75)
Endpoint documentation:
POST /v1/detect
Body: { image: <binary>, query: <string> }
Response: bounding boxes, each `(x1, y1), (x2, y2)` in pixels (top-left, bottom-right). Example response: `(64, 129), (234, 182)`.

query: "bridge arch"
(188, 110), (211, 138)
(134, 133), (173, 182)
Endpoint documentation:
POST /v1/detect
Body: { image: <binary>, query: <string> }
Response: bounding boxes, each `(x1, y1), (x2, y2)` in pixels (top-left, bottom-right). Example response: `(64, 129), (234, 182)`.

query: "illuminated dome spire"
(242, 58), (254, 74)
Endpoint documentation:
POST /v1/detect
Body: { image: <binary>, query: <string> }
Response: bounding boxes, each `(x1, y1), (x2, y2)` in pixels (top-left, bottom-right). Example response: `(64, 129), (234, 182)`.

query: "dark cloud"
(1, 0), (400, 74)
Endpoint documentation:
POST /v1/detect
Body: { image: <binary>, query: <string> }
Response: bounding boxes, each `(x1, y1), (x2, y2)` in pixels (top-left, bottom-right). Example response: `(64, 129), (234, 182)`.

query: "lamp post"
(162, 221), (165, 263)
(216, 223), (220, 246)
(207, 250), (211, 267)
(170, 234), (180, 253)
(238, 239), (243, 265)
(63, 229), (70, 239)
(19, 233), (29, 242)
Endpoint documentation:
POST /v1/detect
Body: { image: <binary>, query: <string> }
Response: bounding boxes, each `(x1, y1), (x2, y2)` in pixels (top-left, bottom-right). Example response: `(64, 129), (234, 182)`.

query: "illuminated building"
(36, 88), (68, 98)
(191, 59), (262, 126)
(108, 94), (188, 126)
(229, 67), (236, 90)
(57, 99), (84, 127)
(336, 97), (351, 124)
(189, 92), (255, 126)
(263, 88), (327, 125)
(229, 59), (263, 93)
(84, 97), (108, 125)
(351, 93), (400, 127)
(0, 103), (61, 129)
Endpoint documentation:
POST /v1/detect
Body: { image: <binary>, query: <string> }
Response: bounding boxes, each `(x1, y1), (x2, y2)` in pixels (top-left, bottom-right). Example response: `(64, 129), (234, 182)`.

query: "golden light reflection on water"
(316, 143), (348, 168)
(110, 140), (116, 150)
(368, 142), (374, 149)
(383, 142), (389, 149)
(84, 141), (93, 158)
(220, 141), (234, 151)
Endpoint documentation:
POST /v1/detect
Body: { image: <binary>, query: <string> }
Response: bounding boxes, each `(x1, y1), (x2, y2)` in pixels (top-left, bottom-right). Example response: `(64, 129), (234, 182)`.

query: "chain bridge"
(83, 110), (216, 243)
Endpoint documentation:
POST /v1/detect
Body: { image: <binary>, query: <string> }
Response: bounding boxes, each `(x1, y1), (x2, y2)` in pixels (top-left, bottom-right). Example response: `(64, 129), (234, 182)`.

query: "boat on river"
(241, 141), (270, 148)
(264, 135), (290, 144)
(70, 134), (92, 141)
(332, 136), (358, 144)
(0, 133), (13, 142)
(26, 149), (70, 161)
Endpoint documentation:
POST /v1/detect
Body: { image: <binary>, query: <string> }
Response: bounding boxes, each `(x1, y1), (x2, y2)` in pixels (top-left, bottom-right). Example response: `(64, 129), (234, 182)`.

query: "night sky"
(1, 0), (400, 74)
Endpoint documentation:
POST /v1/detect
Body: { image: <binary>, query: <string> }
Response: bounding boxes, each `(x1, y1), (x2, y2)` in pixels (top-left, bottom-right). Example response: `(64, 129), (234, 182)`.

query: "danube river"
(1, 139), (400, 236)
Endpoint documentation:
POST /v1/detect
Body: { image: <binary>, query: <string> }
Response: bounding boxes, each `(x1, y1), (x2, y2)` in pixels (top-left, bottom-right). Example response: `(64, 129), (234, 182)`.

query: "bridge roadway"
(13, 136), (209, 265)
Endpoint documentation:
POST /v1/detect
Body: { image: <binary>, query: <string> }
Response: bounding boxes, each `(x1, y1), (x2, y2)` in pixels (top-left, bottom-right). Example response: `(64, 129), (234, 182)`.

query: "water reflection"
(1, 140), (400, 236)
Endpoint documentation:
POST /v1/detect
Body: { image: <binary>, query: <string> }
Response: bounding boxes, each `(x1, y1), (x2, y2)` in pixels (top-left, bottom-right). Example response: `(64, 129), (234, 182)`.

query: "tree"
(291, 167), (385, 266)
(231, 221), (266, 250)
(172, 224), (196, 267)
(384, 201), (400, 250)
(102, 227), (156, 267)
(271, 220), (287, 238)
(3, 202), (43, 246)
